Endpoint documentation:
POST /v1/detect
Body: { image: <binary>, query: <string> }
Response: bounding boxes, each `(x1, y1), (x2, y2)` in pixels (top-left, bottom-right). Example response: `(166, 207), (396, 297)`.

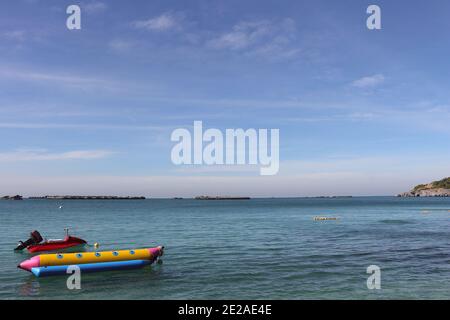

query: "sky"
(0, 0), (449, 197)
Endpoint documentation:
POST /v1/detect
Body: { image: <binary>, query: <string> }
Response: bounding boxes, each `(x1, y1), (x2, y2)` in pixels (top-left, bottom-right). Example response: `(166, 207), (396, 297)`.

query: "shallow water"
(1, 197), (449, 299)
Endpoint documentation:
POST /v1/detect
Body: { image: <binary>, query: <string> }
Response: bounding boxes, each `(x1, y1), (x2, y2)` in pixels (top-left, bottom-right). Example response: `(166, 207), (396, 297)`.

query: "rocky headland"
(398, 177), (450, 197)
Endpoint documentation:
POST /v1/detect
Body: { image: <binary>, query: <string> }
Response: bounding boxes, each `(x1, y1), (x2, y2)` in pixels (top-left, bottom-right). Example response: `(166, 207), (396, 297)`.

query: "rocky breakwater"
(1, 195), (23, 200)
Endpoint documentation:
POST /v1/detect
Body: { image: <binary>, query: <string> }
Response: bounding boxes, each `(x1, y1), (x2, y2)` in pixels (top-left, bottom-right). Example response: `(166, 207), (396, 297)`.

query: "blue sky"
(1, 0), (449, 197)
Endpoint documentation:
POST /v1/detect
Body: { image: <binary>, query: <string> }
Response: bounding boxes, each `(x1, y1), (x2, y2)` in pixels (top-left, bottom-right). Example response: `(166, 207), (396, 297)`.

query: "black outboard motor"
(14, 230), (43, 251)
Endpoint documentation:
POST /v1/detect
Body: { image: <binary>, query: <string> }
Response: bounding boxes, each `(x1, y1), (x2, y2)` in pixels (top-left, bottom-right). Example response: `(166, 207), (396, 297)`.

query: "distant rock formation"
(1, 195), (23, 200)
(398, 177), (450, 197)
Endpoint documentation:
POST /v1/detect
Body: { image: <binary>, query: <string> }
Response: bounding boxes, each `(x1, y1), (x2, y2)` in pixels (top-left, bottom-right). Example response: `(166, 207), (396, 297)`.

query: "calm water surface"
(1, 197), (449, 299)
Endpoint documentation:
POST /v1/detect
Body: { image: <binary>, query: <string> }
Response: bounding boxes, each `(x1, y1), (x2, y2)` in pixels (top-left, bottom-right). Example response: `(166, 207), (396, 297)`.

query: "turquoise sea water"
(1, 197), (450, 299)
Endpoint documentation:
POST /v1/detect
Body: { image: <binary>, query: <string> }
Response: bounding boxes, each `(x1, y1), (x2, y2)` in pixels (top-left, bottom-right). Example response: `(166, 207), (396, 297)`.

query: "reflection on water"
(18, 278), (41, 297)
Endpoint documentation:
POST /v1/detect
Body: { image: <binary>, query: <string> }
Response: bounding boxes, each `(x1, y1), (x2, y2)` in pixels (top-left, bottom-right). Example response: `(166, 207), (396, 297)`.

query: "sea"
(0, 197), (449, 299)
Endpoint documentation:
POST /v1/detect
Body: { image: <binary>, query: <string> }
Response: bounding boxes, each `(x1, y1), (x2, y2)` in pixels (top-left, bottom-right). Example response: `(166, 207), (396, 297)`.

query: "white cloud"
(208, 20), (272, 49)
(0, 149), (114, 162)
(133, 13), (179, 31)
(0, 66), (108, 87)
(83, 1), (107, 14)
(174, 165), (260, 174)
(207, 18), (300, 60)
(208, 21), (272, 50)
(108, 39), (135, 52)
(2, 30), (26, 41)
(0, 65), (166, 96)
(0, 122), (170, 131)
(0, 66), (133, 92)
(283, 112), (379, 123)
(352, 74), (385, 88)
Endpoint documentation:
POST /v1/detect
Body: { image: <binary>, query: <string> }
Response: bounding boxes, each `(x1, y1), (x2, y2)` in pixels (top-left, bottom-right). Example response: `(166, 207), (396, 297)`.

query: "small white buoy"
(59, 205), (63, 209)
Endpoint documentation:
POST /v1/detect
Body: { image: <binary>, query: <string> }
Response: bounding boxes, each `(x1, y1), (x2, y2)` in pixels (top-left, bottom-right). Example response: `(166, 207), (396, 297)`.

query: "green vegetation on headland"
(398, 177), (450, 197)
(429, 177), (450, 189)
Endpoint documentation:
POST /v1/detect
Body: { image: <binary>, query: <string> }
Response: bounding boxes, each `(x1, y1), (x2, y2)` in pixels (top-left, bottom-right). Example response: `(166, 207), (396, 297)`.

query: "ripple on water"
(1, 197), (450, 299)
(378, 219), (415, 225)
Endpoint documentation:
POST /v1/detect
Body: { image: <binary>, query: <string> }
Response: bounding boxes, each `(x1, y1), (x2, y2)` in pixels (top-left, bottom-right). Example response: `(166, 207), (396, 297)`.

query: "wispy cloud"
(2, 30), (26, 41)
(140, 97), (307, 109)
(173, 165), (260, 174)
(83, 1), (108, 14)
(0, 66), (109, 87)
(108, 39), (135, 53)
(0, 66), (137, 92)
(208, 21), (273, 50)
(0, 149), (114, 162)
(133, 12), (181, 32)
(0, 122), (171, 131)
(352, 74), (385, 88)
(282, 112), (379, 123)
(207, 18), (300, 60)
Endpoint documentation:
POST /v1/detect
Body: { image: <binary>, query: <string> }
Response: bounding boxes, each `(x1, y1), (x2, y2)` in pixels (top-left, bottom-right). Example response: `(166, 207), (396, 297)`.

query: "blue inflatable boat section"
(31, 259), (151, 277)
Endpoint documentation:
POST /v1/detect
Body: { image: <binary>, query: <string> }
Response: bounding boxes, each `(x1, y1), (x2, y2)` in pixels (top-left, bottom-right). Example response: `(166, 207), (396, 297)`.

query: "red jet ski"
(14, 229), (87, 253)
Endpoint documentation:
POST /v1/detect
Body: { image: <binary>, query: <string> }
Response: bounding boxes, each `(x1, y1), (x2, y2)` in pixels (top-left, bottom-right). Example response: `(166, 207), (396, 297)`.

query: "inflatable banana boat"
(18, 246), (164, 277)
